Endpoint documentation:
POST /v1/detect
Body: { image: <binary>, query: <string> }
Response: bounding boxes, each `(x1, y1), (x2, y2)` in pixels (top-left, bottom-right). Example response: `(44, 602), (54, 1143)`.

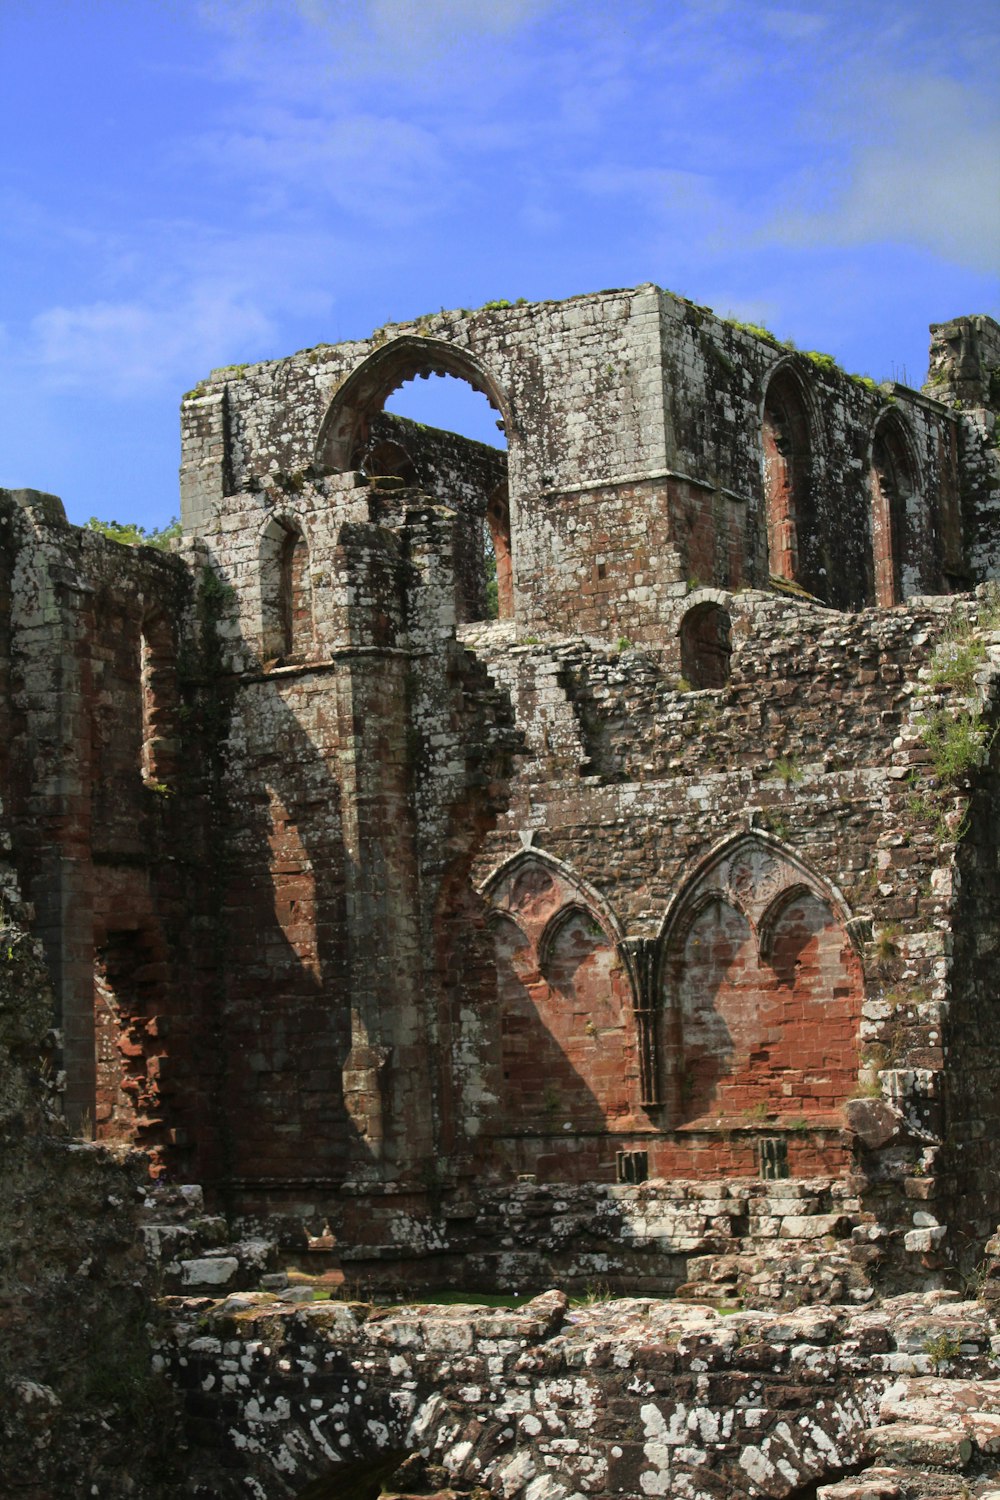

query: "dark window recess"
(616, 1149), (648, 1184)
(756, 1136), (789, 1180)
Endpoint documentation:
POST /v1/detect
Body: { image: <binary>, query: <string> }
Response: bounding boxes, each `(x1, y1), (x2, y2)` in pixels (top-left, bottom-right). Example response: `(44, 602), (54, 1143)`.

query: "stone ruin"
(4, 285), (1000, 1497)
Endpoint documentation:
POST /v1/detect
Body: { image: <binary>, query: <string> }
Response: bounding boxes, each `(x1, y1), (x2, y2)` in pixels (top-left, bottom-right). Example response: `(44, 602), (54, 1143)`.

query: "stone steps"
(139, 1181), (280, 1292)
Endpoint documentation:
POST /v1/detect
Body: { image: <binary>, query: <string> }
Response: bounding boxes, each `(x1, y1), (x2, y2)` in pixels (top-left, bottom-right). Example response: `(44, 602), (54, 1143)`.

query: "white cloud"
(204, 0), (552, 91)
(758, 8), (829, 43)
(765, 74), (1000, 274)
(189, 108), (452, 228)
(30, 291), (276, 396)
(367, 0), (544, 42)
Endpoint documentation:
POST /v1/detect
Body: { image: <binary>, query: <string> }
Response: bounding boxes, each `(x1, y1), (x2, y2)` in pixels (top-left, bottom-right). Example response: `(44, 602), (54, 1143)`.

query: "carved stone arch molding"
(479, 848), (645, 1132)
(481, 846), (626, 944)
(315, 336), (517, 474)
(657, 830), (863, 1127)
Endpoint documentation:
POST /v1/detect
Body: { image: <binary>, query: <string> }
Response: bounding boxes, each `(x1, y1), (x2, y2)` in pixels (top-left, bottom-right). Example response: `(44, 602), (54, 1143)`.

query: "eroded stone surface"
(156, 1289), (1000, 1499)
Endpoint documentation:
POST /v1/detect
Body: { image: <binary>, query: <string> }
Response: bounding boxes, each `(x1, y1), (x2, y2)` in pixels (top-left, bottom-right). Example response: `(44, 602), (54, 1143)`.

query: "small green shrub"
(978, 582), (1000, 630)
(804, 350), (838, 373)
(922, 709), (992, 783)
(927, 626), (986, 692)
(726, 317), (778, 343)
(874, 923), (901, 964)
(923, 1331), (961, 1369)
(85, 516), (182, 550)
(742, 1102), (770, 1123)
(771, 754), (803, 786)
(571, 1281), (612, 1307)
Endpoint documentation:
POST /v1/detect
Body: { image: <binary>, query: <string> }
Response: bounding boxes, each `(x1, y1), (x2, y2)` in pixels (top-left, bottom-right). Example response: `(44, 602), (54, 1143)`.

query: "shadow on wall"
(477, 834), (865, 1172)
(482, 851), (640, 1146)
(662, 835), (863, 1125)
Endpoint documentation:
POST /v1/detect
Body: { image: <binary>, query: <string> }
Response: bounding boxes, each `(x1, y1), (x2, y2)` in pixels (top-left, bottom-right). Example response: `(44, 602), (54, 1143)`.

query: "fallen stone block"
(180, 1256), (239, 1288)
(867, 1422), (972, 1469)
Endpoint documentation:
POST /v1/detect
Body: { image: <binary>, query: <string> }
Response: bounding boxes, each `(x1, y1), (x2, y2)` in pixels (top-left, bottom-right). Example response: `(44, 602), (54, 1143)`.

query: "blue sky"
(1, 0), (997, 531)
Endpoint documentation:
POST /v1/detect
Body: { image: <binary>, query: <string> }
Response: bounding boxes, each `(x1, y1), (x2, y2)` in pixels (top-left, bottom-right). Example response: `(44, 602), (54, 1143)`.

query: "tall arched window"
(261, 517), (313, 661)
(870, 414), (918, 606)
(316, 335), (514, 626)
(762, 369), (814, 592)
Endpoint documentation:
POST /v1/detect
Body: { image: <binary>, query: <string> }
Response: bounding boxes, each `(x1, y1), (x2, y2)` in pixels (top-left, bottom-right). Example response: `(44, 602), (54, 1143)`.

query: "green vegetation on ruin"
(84, 515), (182, 550)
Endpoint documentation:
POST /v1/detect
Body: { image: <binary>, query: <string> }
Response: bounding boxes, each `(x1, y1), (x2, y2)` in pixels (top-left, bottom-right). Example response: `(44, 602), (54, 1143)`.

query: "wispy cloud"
(29, 290), (276, 396)
(766, 74), (1000, 273)
(758, 8), (829, 43)
(187, 108), (453, 228)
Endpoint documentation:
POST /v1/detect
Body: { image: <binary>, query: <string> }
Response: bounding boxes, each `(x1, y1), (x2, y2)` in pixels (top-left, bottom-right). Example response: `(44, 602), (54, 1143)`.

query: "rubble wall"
(159, 1286), (1000, 1500)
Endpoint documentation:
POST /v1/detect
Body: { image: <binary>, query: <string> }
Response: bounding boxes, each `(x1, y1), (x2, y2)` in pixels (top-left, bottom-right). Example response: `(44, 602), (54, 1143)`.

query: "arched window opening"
(318, 340), (512, 624)
(283, 527), (312, 656)
(486, 484), (513, 620)
(762, 370), (813, 592)
(261, 519), (313, 662)
(870, 417), (917, 606)
(384, 373), (510, 625)
(383, 370), (507, 450)
(140, 611), (180, 787)
(679, 602), (732, 688)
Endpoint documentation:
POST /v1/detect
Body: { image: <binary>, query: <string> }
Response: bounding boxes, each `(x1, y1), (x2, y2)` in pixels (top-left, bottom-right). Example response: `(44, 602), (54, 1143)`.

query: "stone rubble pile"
(140, 1182), (279, 1292)
(156, 1285), (1000, 1499)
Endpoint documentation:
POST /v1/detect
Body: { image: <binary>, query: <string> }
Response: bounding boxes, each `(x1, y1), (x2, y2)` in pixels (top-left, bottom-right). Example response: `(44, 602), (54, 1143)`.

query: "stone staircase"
(138, 1182), (279, 1292)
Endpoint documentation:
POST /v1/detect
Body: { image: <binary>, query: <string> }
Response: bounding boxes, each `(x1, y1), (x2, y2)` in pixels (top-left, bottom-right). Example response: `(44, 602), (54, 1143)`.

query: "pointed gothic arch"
(480, 848), (640, 1135)
(870, 410), (921, 605)
(761, 363), (816, 594)
(481, 845), (626, 945)
(659, 830), (863, 1124)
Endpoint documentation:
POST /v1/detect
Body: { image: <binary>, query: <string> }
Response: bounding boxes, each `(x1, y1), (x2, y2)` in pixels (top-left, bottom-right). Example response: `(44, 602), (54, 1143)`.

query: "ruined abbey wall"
(3, 287), (1000, 1314)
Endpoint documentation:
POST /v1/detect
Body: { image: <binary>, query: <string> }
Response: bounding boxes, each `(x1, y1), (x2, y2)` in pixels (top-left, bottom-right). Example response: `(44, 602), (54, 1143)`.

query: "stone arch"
(659, 831), (862, 1125)
(481, 846), (626, 947)
(679, 600), (732, 688)
(259, 512), (313, 661)
(481, 849), (639, 1133)
(870, 409), (921, 605)
(761, 363), (815, 593)
(316, 336), (515, 474)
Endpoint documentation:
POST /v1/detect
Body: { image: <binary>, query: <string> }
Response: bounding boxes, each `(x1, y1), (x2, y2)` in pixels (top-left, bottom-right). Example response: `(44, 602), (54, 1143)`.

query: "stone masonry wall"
(159, 1284), (1000, 1500)
(460, 589), (1000, 1282)
(7, 287), (1000, 1308)
(179, 289), (993, 645)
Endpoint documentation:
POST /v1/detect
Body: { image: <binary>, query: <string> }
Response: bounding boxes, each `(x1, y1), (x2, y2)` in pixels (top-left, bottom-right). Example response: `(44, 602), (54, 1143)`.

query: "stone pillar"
(618, 936), (661, 1108)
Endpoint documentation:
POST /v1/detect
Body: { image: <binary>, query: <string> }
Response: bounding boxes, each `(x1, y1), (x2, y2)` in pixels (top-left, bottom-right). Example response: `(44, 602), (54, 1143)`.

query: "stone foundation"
(159, 1286), (1000, 1499)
